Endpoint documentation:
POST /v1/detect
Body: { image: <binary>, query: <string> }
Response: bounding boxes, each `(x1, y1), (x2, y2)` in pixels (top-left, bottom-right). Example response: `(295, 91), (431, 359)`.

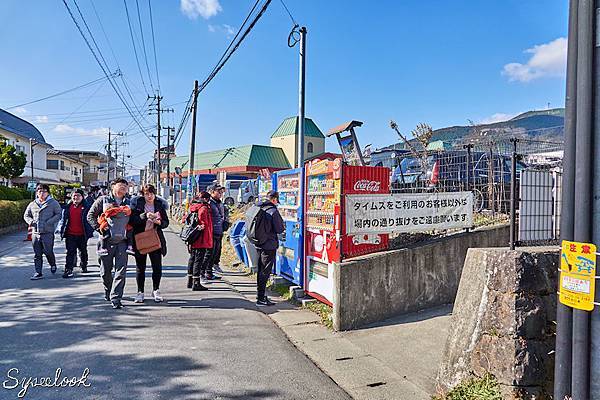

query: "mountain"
(428, 108), (564, 145)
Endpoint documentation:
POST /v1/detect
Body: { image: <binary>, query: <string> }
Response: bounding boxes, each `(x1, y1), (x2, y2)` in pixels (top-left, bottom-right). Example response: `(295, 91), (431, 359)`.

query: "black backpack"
(246, 204), (271, 247)
(180, 211), (202, 245)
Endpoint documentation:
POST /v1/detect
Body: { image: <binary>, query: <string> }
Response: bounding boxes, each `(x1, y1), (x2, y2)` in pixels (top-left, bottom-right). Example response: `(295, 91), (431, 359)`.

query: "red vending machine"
(304, 157), (390, 305)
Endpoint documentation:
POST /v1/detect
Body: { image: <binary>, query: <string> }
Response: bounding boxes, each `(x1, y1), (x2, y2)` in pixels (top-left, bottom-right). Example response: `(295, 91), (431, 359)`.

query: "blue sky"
(0, 0), (568, 173)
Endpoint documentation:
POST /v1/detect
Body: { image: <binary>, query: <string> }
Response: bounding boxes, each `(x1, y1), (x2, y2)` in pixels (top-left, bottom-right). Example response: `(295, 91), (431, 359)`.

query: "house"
(46, 149), (87, 184)
(270, 116), (325, 167)
(58, 150), (121, 187)
(0, 108), (58, 186)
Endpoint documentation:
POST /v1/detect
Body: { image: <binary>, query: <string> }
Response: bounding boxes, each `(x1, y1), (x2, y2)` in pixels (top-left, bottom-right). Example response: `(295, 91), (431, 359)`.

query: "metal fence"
(380, 138), (564, 247)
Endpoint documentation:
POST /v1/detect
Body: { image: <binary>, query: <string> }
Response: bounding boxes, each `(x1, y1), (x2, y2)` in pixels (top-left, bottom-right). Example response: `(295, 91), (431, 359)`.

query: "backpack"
(180, 210), (202, 245)
(245, 204), (272, 247)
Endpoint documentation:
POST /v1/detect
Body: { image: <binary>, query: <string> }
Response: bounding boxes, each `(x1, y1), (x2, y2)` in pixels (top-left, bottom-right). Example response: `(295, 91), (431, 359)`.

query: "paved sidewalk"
(222, 265), (452, 400)
(0, 230), (351, 400)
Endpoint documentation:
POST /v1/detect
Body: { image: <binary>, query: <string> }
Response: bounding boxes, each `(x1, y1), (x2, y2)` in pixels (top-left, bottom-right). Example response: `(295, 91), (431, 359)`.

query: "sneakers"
(256, 297), (275, 306)
(62, 270), (74, 279)
(205, 274), (221, 281)
(152, 290), (163, 303)
(187, 276), (193, 289)
(126, 246), (136, 256)
(192, 283), (208, 291)
(134, 292), (145, 303)
(81, 266), (88, 273)
(97, 248), (109, 256)
(111, 300), (123, 309)
(104, 291), (110, 301)
(213, 264), (223, 273)
(30, 272), (43, 280)
(200, 278), (211, 285)
(50, 265), (57, 274)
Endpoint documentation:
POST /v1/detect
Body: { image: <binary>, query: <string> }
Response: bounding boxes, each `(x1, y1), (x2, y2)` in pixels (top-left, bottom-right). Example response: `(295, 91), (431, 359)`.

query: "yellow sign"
(560, 240), (597, 311)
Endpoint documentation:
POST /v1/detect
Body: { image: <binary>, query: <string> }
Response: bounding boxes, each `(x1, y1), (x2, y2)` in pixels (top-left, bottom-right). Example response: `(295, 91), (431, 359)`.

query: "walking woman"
(130, 184), (170, 303)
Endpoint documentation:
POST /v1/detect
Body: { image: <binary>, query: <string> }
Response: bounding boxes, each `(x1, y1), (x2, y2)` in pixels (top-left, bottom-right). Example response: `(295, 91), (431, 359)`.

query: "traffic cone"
(24, 226), (32, 241)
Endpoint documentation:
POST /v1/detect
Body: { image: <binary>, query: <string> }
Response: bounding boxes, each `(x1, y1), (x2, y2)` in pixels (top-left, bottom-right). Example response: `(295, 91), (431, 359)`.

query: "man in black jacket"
(253, 190), (285, 306)
(59, 189), (94, 278)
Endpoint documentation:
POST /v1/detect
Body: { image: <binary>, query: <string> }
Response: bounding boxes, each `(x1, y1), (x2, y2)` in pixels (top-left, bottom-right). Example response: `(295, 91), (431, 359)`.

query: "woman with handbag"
(130, 184), (169, 303)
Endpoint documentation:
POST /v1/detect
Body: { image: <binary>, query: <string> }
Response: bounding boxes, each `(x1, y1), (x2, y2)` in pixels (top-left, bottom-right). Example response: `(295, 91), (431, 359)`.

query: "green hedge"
(0, 186), (30, 201)
(0, 200), (31, 229)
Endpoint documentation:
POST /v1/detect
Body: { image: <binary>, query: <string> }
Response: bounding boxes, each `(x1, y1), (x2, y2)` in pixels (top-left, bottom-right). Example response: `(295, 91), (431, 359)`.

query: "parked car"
(237, 179), (258, 204)
(220, 179), (247, 206)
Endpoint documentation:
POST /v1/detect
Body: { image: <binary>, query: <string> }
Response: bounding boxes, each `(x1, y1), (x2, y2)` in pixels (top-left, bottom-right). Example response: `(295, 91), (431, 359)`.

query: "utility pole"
(162, 126), (175, 202)
(296, 27), (307, 169)
(149, 94), (173, 192)
(29, 138), (37, 183)
(187, 80), (199, 206)
(106, 128), (111, 186)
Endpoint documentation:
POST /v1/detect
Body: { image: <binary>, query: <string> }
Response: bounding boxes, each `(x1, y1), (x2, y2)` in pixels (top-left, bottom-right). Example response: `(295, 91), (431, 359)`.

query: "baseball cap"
(266, 190), (279, 199)
(73, 189), (85, 196)
(208, 184), (224, 192)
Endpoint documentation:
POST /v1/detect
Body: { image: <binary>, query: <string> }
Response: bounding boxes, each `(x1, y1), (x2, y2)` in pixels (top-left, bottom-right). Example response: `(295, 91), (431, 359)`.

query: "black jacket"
(256, 200), (285, 251)
(129, 196), (170, 256)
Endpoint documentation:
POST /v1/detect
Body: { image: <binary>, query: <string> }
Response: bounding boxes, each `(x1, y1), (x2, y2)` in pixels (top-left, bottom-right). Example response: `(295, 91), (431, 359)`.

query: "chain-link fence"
(372, 138), (564, 248)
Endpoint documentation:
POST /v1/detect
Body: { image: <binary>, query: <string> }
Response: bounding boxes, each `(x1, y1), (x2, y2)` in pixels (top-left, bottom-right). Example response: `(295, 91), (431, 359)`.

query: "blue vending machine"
(274, 168), (304, 286)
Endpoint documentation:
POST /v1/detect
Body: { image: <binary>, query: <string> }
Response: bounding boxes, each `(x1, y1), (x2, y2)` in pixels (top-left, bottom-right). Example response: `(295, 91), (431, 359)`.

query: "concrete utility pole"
(29, 138), (37, 182)
(106, 128), (111, 186)
(162, 126), (174, 201)
(149, 93), (173, 192)
(296, 27), (307, 169)
(187, 80), (199, 206)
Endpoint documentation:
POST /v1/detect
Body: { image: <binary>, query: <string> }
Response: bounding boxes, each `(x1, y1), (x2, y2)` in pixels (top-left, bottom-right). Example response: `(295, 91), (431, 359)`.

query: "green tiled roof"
(271, 117), (325, 139)
(170, 144), (291, 171)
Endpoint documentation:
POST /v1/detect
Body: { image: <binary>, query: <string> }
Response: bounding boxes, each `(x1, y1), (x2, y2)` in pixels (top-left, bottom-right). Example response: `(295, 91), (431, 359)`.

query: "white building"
(46, 149), (87, 184)
(0, 108), (58, 186)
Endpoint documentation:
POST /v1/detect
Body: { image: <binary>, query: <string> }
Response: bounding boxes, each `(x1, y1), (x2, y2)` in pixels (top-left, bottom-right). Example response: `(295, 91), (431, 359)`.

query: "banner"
(345, 191), (474, 234)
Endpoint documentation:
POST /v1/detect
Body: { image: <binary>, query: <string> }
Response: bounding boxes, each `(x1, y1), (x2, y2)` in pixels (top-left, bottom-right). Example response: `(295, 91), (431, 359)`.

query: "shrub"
(0, 199), (31, 228)
(0, 186), (30, 201)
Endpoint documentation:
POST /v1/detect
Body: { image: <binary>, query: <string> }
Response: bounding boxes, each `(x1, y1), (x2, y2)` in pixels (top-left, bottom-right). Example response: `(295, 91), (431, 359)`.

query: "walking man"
(87, 178), (132, 309)
(206, 184), (226, 280)
(23, 183), (62, 280)
(247, 190), (284, 306)
(59, 189), (94, 278)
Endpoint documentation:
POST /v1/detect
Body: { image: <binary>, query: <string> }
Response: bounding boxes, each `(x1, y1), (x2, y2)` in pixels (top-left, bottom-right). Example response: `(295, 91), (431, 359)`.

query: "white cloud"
(180, 0), (222, 19)
(208, 23), (236, 38)
(35, 115), (49, 124)
(12, 107), (27, 116)
(502, 37), (567, 82)
(53, 124), (108, 138)
(479, 112), (519, 125)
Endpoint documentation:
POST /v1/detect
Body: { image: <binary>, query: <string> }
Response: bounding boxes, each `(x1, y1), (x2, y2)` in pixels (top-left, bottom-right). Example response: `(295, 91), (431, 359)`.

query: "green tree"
(0, 138), (27, 181)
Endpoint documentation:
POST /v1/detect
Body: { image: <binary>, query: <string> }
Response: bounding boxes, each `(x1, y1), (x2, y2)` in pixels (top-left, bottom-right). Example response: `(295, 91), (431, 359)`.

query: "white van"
(237, 179), (258, 204)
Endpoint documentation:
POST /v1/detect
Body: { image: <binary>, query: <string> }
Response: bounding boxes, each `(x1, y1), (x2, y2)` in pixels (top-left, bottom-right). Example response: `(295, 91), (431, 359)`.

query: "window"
(307, 142), (314, 153)
(15, 145), (25, 154)
(60, 160), (65, 171)
(47, 160), (59, 170)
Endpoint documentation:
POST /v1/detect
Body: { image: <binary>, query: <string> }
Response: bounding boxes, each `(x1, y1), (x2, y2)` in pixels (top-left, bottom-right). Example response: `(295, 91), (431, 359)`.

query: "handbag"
(135, 228), (162, 255)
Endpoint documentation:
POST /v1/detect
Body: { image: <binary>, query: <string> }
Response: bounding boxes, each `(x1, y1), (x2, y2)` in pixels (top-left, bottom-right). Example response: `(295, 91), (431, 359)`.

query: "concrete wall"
(270, 135), (325, 168)
(437, 247), (558, 399)
(332, 225), (510, 331)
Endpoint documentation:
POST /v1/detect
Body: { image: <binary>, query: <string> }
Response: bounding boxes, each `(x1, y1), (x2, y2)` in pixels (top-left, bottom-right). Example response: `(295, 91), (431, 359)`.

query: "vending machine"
(304, 157), (390, 305)
(274, 168), (304, 285)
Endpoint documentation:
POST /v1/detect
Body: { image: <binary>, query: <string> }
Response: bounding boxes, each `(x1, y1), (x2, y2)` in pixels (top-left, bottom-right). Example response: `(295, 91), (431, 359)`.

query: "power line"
(62, 0), (156, 146)
(147, 0), (161, 92)
(5, 73), (116, 109)
(123, 0), (149, 95)
(89, 0), (120, 69)
(278, 0), (297, 25)
(56, 80), (107, 125)
(135, 0), (155, 93)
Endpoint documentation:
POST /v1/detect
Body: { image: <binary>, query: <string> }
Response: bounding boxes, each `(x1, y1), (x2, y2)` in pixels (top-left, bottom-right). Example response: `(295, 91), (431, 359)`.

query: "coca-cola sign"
(353, 179), (381, 192)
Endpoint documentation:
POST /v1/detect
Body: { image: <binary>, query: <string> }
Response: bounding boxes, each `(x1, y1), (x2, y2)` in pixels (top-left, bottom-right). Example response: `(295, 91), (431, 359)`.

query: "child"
(96, 205), (135, 256)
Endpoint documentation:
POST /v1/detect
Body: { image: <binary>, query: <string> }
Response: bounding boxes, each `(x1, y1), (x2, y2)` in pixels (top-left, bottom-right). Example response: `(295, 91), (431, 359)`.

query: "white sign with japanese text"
(345, 192), (474, 234)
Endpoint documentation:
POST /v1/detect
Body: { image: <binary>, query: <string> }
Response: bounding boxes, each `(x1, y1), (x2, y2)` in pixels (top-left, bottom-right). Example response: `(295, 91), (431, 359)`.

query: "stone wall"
(436, 247), (559, 399)
(332, 224), (510, 331)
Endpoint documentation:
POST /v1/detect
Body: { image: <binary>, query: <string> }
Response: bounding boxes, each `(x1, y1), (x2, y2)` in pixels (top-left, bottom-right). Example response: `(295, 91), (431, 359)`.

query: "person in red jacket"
(188, 191), (213, 291)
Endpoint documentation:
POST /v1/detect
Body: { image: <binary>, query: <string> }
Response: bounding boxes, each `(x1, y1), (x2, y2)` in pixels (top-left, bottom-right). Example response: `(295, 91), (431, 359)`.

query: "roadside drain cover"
(367, 382), (387, 388)
(335, 356), (354, 361)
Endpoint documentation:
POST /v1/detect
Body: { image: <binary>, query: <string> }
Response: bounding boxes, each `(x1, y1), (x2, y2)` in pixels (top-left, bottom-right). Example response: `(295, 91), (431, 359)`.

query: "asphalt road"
(0, 229), (350, 400)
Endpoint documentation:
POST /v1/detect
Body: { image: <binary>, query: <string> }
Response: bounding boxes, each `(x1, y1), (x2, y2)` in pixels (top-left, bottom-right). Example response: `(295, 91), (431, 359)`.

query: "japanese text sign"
(560, 240), (596, 311)
(345, 192), (473, 235)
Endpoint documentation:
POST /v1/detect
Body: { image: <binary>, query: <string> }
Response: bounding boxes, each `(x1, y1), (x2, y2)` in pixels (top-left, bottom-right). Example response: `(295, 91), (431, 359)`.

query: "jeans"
(99, 241), (128, 301)
(256, 249), (276, 300)
(205, 235), (223, 277)
(65, 234), (88, 272)
(134, 249), (162, 292)
(32, 233), (56, 274)
(188, 248), (210, 279)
